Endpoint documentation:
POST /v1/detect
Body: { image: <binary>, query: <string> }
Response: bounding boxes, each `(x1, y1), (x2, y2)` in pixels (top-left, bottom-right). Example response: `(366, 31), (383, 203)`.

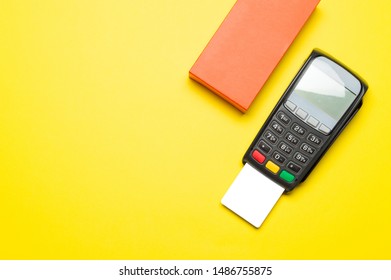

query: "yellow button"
(266, 161), (280, 174)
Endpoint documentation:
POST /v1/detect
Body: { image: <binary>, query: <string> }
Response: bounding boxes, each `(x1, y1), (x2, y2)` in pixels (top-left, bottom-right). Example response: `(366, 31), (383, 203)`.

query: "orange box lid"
(189, 0), (320, 112)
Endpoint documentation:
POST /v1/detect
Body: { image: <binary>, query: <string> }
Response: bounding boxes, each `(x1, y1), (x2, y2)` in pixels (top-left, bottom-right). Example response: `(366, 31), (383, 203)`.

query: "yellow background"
(1, 0), (390, 259)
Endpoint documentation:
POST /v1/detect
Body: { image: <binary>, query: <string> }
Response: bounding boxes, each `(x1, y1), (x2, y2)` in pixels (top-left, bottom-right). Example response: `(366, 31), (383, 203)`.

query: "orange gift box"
(189, 0), (320, 112)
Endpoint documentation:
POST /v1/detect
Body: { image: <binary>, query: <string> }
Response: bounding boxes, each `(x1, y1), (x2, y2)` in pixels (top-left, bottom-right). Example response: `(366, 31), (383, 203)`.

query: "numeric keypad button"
(278, 141), (293, 155)
(264, 130), (278, 144)
(277, 112), (291, 125)
(291, 123), (306, 136)
(293, 152), (309, 164)
(300, 143), (315, 155)
(270, 121), (284, 135)
(285, 133), (299, 146)
(272, 152), (286, 164)
(307, 133), (322, 145)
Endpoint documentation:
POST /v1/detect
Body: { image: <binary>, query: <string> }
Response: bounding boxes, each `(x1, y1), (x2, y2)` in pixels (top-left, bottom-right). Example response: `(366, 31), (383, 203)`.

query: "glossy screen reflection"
(287, 57), (359, 131)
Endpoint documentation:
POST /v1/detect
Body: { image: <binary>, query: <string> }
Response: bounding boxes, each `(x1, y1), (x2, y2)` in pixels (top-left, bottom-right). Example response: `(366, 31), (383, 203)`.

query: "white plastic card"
(221, 163), (284, 228)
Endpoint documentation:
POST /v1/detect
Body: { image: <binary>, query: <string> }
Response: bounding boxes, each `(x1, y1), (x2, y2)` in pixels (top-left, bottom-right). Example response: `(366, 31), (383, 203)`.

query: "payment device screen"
(286, 56), (362, 134)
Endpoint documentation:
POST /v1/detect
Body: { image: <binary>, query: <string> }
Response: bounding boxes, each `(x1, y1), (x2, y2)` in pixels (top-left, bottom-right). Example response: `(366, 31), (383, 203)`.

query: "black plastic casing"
(243, 49), (368, 192)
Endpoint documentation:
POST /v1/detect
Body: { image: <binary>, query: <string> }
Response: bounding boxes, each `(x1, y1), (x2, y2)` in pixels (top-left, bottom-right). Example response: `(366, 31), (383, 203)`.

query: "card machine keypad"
(250, 102), (325, 185)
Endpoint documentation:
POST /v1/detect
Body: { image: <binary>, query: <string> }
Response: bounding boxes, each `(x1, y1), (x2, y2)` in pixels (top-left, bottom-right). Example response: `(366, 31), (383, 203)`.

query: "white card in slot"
(221, 164), (284, 228)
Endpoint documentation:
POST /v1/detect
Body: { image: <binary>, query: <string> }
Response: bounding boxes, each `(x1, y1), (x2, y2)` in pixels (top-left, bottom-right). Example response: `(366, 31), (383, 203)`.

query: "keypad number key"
(300, 143), (315, 155)
(272, 152), (286, 164)
(307, 133), (322, 145)
(293, 152), (309, 164)
(285, 133), (299, 146)
(278, 142), (293, 155)
(270, 121), (284, 135)
(277, 112), (291, 125)
(264, 130), (278, 144)
(292, 123), (306, 136)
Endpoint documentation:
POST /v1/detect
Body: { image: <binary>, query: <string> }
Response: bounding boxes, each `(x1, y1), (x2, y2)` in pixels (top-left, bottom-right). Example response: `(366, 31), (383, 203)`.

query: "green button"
(280, 170), (295, 183)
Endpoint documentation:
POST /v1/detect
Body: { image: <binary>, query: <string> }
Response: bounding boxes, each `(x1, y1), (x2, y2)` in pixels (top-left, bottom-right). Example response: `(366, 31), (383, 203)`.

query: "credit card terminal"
(243, 49), (368, 192)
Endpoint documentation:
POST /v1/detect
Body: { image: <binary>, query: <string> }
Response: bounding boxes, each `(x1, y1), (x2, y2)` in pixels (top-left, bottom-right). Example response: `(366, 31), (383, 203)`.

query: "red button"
(252, 150), (265, 164)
